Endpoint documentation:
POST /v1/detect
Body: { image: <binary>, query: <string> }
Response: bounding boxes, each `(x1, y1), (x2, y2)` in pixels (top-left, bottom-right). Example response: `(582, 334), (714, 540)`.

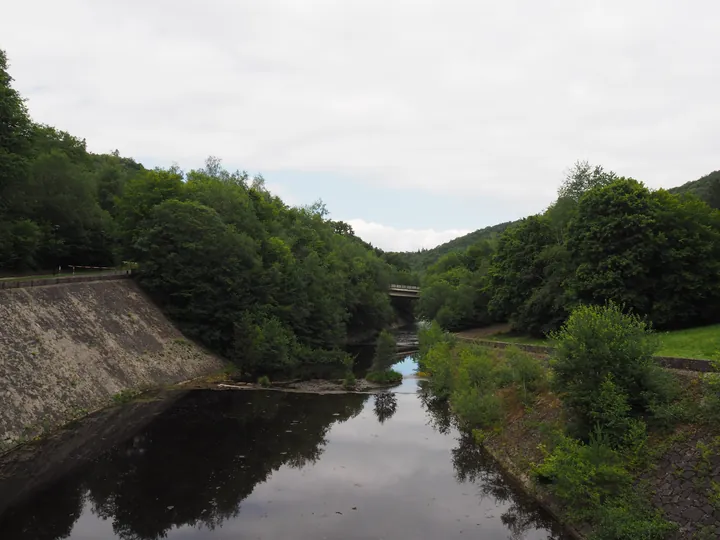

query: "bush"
(366, 369), (403, 385)
(372, 330), (397, 372)
(550, 303), (673, 437)
(257, 375), (271, 387)
(417, 320), (455, 372)
(112, 389), (142, 405)
(498, 346), (547, 394)
(343, 372), (357, 390)
(451, 386), (503, 429)
(534, 435), (632, 519)
(421, 340), (456, 398)
(592, 497), (677, 540)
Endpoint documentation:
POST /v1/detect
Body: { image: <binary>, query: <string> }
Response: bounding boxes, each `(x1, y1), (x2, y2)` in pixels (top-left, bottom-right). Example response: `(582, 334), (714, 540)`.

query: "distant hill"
(396, 169), (720, 271)
(393, 220), (519, 271)
(668, 170), (720, 202)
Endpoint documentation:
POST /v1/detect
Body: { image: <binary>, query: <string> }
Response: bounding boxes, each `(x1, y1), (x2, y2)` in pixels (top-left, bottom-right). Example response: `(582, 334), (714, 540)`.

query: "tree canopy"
(416, 160), (720, 336)
(0, 48), (412, 377)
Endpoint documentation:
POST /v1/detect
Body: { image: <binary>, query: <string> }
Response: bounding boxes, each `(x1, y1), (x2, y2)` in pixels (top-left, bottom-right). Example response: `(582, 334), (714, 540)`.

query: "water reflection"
(0, 391), (368, 540)
(0, 381), (568, 540)
(373, 392), (398, 424)
(419, 384), (567, 540)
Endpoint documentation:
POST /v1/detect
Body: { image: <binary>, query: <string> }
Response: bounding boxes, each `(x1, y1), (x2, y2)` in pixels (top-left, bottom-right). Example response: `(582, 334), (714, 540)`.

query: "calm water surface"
(0, 364), (568, 540)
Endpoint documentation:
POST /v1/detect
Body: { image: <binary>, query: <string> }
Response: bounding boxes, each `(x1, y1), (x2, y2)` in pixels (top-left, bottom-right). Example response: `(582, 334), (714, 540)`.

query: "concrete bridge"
(388, 284), (420, 298)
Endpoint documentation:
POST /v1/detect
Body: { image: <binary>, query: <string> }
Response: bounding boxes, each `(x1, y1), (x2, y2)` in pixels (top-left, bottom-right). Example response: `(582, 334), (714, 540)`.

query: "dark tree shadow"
(373, 392), (398, 424)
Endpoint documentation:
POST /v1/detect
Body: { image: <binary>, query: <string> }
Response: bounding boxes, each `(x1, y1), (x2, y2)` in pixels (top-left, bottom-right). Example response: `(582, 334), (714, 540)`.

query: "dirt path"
(454, 324), (511, 339)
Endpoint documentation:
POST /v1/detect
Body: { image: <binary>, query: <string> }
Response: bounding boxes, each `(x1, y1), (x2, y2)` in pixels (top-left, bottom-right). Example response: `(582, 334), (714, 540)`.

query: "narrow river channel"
(0, 357), (569, 540)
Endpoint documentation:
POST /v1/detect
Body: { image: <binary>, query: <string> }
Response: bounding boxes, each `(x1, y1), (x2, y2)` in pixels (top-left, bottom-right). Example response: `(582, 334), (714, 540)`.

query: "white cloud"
(263, 182), (298, 207)
(347, 219), (470, 252)
(2, 0), (719, 209)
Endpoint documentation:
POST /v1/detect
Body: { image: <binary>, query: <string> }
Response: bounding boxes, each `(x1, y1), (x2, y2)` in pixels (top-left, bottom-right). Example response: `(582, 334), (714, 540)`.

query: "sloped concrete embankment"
(0, 278), (224, 447)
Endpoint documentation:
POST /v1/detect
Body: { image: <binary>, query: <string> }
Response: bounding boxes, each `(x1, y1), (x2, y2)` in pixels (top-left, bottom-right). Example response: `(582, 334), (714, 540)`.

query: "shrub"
(366, 369), (403, 385)
(451, 386), (503, 429)
(586, 375), (634, 447)
(343, 372), (357, 390)
(501, 346), (547, 393)
(550, 303), (672, 436)
(112, 389), (142, 405)
(534, 434), (632, 519)
(417, 320), (455, 372)
(421, 341), (456, 398)
(372, 330), (397, 372)
(257, 375), (271, 387)
(592, 496), (677, 540)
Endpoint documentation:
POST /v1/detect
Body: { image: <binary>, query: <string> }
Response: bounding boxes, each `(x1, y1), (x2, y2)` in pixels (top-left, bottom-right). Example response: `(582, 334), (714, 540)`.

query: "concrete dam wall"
(0, 277), (224, 446)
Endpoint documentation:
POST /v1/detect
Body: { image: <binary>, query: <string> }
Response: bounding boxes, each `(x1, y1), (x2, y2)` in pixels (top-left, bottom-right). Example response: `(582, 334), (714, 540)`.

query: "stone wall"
(642, 429), (720, 538)
(0, 279), (224, 446)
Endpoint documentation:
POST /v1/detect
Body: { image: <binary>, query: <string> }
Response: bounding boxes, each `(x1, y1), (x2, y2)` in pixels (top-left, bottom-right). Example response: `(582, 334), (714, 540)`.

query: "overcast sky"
(2, 1), (719, 251)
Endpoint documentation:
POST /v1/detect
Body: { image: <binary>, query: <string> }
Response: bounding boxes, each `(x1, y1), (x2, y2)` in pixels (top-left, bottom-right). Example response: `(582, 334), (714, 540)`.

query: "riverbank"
(419, 317), (720, 539)
(476, 376), (720, 539)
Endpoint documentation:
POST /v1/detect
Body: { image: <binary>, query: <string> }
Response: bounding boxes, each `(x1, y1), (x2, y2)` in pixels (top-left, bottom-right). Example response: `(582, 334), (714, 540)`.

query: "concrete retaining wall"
(0, 279), (225, 446)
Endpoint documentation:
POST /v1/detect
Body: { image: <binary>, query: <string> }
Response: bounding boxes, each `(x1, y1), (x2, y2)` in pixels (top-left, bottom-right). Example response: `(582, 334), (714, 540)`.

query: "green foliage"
(701, 359), (720, 425)
(0, 49), (405, 379)
(416, 240), (496, 331)
(257, 375), (271, 388)
(494, 346), (548, 401)
(408, 159), (720, 341)
(591, 496), (677, 540)
(486, 215), (571, 336)
(450, 387), (503, 429)
(112, 389), (142, 405)
(417, 320), (454, 364)
(534, 435), (674, 538)
(0, 54), (143, 272)
(365, 369), (403, 385)
(535, 435), (632, 516)
(372, 330), (397, 372)
(389, 221), (516, 272)
(550, 303), (674, 437)
(0, 50), (32, 218)
(342, 372), (357, 390)
(557, 160), (618, 203)
(569, 179), (720, 329)
(669, 169), (720, 209)
(418, 338), (547, 426)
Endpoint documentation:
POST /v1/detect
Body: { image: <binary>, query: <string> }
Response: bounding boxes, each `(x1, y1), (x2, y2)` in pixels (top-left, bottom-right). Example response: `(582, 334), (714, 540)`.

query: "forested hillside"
(401, 168), (720, 273)
(417, 161), (720, 335)
(390, 221), (517, 271)
(668, 169), (720, 207)
(0, 49), (410, 378)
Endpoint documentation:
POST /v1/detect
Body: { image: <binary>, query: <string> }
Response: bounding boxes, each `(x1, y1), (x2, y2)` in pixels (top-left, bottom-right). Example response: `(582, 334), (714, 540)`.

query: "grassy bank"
(476, 323), (720, 360)
(421, 307), (720, 539)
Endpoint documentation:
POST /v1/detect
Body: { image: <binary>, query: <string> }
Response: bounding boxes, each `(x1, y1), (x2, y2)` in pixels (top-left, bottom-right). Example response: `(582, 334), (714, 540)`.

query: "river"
(0, 356), (569, 540)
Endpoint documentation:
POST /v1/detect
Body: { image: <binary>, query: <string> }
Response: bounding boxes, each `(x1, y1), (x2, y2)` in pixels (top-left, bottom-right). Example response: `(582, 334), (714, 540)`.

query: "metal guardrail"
(0, 271), (131, 290)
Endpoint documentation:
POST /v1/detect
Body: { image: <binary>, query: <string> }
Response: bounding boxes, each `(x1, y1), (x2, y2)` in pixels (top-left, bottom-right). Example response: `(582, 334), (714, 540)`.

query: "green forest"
(415, 161), (720, 336)
(4, 42), (720, 377)
(0, 49), (413, 378)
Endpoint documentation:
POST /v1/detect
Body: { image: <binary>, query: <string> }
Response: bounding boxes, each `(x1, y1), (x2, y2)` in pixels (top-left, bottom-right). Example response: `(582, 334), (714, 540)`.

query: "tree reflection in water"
(0, 390), (369, 540)
(418, 383), (568, 540)
(373, 392), (398, 424)
(417, 379), (455, 435)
